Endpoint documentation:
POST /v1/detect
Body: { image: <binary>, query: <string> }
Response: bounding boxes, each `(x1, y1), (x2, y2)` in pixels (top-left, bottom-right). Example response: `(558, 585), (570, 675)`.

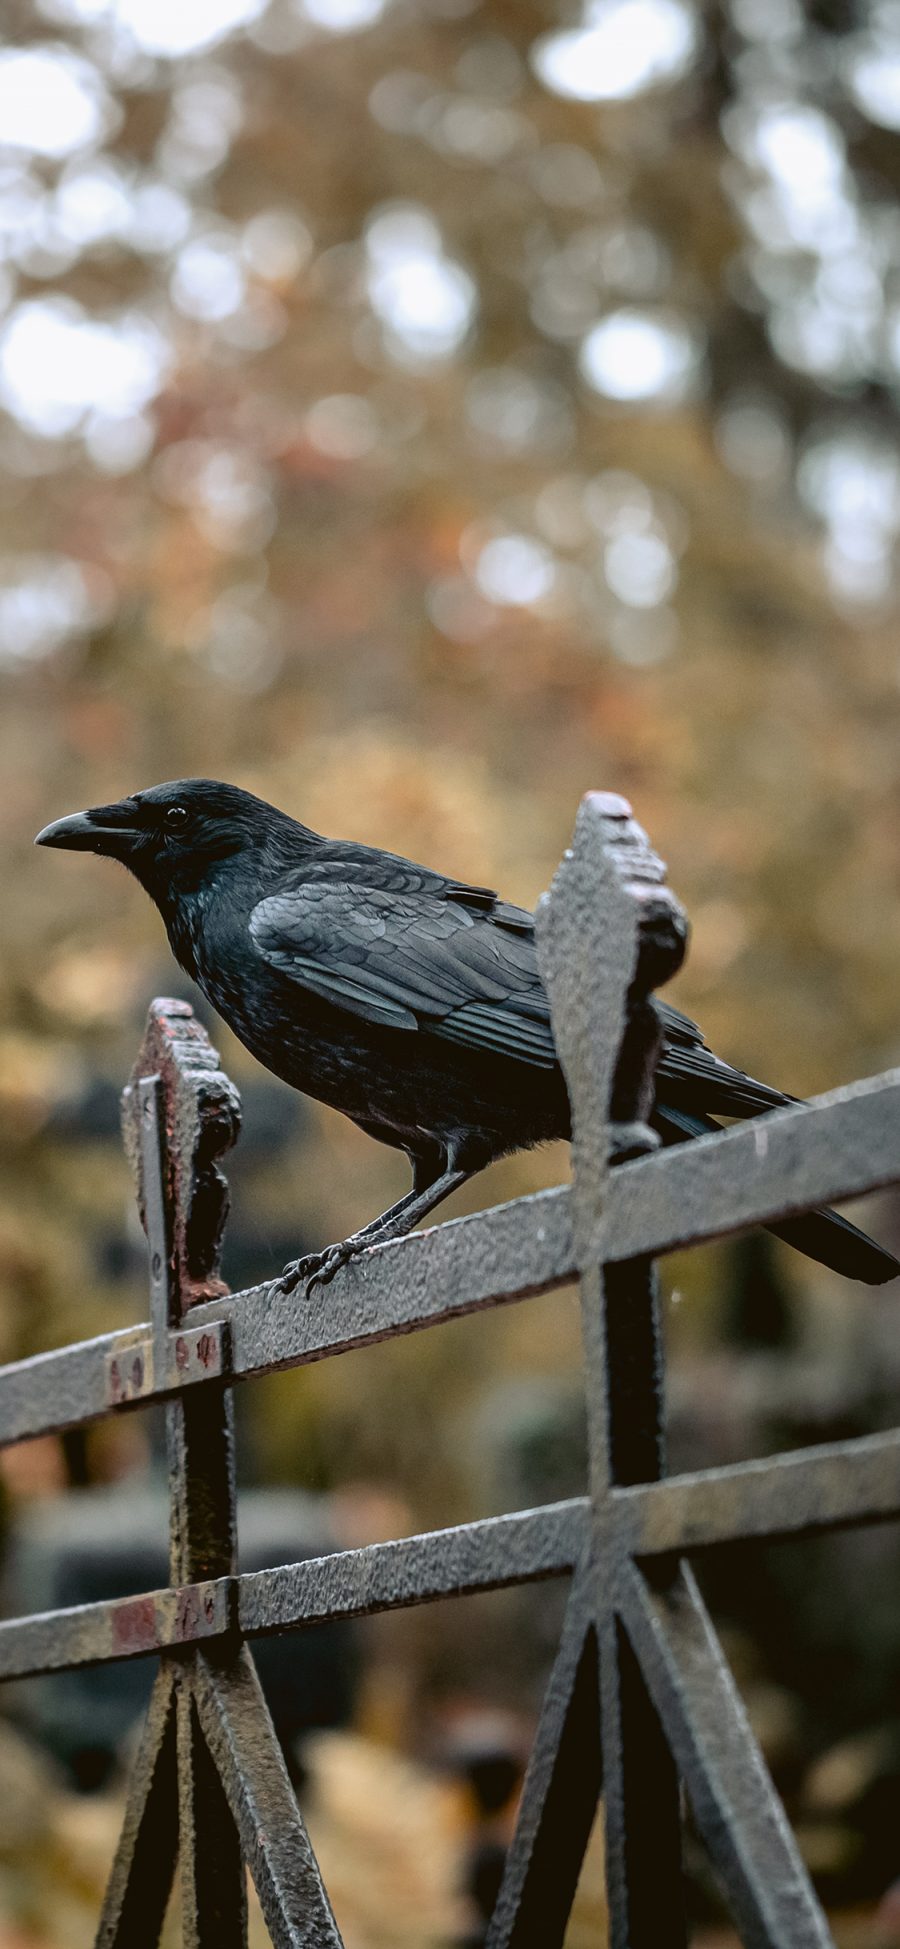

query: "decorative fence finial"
(121, 998), (242, 1309)
(536, 791), (687, 1207)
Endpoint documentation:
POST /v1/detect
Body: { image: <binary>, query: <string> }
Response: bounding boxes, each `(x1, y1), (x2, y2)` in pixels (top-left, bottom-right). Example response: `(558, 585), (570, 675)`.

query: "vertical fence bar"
(120, 1003), (246, 1948)
(537, 793), (689, 1949)
(120, 1000), (345, 1946)
(134, 1072), (239, 1590)
(599, 1253), (686, 1949)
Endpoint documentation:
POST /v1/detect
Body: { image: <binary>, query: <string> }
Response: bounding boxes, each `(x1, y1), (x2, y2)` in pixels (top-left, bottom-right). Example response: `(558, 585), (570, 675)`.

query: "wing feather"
(655, 998), (791, 1117)
(249, 866), (557, 1068)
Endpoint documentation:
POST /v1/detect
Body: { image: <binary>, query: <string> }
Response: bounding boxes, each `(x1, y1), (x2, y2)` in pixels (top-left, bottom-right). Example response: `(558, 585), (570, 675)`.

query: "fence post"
(112, 1000), (342, 1948)
(536, 791), (688, 1949)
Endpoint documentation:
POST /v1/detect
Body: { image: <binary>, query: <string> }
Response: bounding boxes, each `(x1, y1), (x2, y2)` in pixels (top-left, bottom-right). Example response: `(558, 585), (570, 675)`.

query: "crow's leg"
(305, 1167), (472, 1292)
(274, 1166), (471, 1298)
(275, 1186), (423, 1296)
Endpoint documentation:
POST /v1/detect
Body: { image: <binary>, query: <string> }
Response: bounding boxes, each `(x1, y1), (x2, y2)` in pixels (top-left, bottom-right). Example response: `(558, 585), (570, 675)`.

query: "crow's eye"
(165, 805), (190, 831)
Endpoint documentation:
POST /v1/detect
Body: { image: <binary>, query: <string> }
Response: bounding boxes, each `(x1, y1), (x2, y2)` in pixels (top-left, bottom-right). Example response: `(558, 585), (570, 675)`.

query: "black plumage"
(36, 778), (899, 1291)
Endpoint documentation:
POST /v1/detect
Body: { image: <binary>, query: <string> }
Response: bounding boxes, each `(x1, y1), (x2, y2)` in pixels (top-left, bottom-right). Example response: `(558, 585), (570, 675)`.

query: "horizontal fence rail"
(5, 1427), (900, 1686)
(1, 789), (898, 1949)
(3, 1064), (900, 1449)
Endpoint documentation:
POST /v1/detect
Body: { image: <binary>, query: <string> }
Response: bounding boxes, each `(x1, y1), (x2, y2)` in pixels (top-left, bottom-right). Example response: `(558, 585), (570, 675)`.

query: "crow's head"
(35, 778), (292, 897)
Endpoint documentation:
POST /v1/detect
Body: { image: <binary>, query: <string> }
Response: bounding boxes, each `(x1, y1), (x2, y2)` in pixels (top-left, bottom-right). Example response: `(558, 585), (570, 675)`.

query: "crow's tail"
(653, 1102), (900, 1287)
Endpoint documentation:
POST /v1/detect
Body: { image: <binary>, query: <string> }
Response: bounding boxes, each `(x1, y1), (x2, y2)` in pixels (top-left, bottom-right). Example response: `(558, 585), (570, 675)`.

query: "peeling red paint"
(111, 1595), (158, 1653)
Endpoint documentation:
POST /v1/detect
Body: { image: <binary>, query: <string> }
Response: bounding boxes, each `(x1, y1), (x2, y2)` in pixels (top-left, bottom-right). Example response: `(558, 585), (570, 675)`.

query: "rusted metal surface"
(1, 790), (899, 1946)
(192, 1647), (342, 1949)
(103, 1315), (229, 1412)
(94, 1666), (179, 1948)
(0, 1577), (230, 1681)
(620, 1560), (833, 1948)
(6, 1062), (900, 1449)
(5, 1427), (900, 1685)
(624, 1427), (900, 1554)
(485, 1577), (600, 1948)
(121, 998), (240, 1311)
(176, 1670), (248, 1949)
(0, 1501), (587, 1681)
(537, 796), (688, 1946)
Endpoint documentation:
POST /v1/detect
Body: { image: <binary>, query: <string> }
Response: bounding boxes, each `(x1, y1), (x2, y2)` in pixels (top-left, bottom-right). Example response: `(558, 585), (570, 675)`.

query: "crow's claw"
(273, 1236), (363, 1299)
(304, 1238), (360, 1293)
(271, 1250), (330, 1299)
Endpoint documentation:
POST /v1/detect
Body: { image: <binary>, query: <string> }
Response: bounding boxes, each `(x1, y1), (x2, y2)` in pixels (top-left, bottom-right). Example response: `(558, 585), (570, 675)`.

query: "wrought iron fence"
(1, 790), (900, 1947)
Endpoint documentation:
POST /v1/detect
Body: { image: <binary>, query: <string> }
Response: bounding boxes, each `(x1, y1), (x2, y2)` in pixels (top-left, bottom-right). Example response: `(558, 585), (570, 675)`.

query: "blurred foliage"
(3, 0), (900, 1938)
(0, 0), (898, 1382)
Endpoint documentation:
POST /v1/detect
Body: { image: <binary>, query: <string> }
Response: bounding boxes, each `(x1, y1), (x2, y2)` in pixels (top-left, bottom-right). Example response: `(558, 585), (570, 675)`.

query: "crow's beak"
(35, 801), (141, 856)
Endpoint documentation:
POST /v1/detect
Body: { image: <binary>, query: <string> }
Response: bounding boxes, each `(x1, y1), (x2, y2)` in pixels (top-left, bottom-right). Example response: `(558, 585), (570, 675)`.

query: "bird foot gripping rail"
(2, 792), (900, 1947)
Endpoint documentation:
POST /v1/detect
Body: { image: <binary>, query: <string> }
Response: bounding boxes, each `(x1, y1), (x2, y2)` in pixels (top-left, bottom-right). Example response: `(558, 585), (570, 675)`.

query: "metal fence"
(1, 789), (900, 1948)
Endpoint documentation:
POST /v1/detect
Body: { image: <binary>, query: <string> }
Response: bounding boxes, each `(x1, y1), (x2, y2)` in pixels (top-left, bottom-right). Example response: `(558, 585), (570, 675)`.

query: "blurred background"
(2, 0), (900, 1940)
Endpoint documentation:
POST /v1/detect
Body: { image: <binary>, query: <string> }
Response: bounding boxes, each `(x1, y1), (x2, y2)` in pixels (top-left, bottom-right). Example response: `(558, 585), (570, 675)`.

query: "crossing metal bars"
(2, 791), (900, 1947)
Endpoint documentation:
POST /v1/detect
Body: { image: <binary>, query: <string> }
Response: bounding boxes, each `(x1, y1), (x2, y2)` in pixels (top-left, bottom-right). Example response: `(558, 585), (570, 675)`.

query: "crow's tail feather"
(652, 1102), (900, 1288)
(764, 1206), (900, 1285)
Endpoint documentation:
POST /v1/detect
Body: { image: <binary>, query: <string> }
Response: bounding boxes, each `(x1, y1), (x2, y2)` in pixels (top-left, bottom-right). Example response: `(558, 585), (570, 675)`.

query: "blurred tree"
(2, 0), (900, 1505)
(3, 4), (900, 1934)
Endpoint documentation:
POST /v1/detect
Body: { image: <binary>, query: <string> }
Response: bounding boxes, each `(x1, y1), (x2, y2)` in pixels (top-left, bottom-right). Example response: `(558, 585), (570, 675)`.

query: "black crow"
(36, 779), (899, 1292)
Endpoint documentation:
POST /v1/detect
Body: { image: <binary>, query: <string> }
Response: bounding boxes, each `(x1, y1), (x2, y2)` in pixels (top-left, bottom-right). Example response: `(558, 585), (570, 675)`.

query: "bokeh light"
(109, 0), (269, 57)
(0, 46), (113, 158)
(579, 308), (702, 403)
(365, 204), (477, 362)
(0, 298), (169, 438)
(532, 0), (698, 104)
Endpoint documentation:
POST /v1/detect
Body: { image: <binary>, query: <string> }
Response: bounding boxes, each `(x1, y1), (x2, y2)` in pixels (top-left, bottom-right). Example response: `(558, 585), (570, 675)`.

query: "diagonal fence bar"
(620, 1560), (834, 1949)
(192, 1648), (343, 1949)
(95, 1665), (180, 1949)
(0, 791), (898, 1949)
(485, 1575), (600, 1949)
(176, 1671), (248, 1949)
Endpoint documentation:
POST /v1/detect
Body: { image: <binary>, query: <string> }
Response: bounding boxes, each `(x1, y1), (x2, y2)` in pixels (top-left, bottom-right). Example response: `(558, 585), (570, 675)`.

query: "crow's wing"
(248, 864), (558, 1068)
(250, 863), (797, 1099)
(251, 866), (899, 1283)
(655, 998), (791, 1118)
